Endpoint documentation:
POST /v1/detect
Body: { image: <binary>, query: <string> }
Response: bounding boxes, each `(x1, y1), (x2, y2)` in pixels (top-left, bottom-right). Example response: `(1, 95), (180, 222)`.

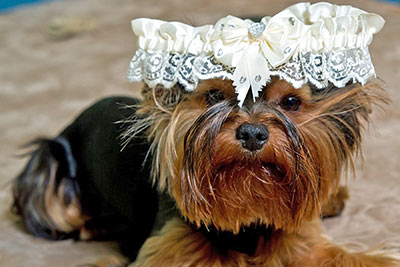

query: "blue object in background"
(0, 0), (399, 12)
(0, 0), (52, 12)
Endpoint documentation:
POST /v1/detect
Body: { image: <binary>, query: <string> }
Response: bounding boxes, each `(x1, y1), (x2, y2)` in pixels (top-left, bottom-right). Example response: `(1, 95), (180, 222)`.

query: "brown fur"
(126, 78), (400, 266)
(44, 161), (87, 233)
(133, 218), (400, 267)
(12, 141), (88, 237)
(133, 79), (382, 232)
(321, 186), (349, 218)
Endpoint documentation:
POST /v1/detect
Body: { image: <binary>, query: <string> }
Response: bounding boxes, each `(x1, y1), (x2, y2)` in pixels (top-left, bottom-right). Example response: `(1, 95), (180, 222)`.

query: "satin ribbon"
(132, 18), (213, 54)
(210, 13), (307, 105)
(130, 2), (385, 106)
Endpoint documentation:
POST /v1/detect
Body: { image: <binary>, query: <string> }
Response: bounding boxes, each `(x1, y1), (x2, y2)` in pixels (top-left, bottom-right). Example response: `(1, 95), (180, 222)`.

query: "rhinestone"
(289, 17), (295, 26)
(217, 49), (223, 57)
(151, 56), (161, 65)
(255, 75), (261, 82)
(283, 47), (291, 54)
(315, 56), (322, 66)
(248, 22), (266, 38)
(239, 76), (247, 84)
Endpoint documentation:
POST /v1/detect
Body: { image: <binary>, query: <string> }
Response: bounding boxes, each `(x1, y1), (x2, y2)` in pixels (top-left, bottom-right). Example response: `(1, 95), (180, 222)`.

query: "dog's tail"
(12, 137), (86, 240)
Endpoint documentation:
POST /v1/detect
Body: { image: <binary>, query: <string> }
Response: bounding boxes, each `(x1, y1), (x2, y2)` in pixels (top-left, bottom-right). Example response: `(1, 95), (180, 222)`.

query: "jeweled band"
(127, 2), (384, 106)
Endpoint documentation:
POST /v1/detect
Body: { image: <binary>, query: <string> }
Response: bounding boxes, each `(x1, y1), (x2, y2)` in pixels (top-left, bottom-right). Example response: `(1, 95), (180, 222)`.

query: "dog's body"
(12, 80), (400, 266)
(12, 96), (163, 259)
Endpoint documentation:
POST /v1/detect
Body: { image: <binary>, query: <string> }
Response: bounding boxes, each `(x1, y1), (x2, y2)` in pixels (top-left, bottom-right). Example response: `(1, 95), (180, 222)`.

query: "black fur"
(12, 96), (159, 260)
(12, 90), (363, 262)
(12, 138), (80, 240)
(197, 223), (274, 256)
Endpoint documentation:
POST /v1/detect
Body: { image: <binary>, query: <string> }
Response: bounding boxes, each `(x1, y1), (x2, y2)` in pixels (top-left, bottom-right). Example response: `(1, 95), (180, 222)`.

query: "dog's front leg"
(293, 241), (400, 267)
(265, 220), (400, 267)
(130, 217), (251, 267)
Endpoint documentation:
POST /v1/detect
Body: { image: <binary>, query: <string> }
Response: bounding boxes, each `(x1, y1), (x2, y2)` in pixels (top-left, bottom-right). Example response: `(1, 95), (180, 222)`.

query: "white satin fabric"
(132, 19), (213, 55)
(129, 2), (385, 106)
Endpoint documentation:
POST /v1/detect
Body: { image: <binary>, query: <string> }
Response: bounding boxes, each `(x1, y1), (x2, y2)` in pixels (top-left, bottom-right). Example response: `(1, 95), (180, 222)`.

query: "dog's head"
(124, 3), (386, 233)
(126, 78), (386, 233)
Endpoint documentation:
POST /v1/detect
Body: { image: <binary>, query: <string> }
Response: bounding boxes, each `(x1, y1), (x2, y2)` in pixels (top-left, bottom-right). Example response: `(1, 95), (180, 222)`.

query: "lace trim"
(127, 47), (375, 95)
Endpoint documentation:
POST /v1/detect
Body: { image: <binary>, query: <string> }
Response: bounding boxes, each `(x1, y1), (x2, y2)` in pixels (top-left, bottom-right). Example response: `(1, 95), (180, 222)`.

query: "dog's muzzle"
(236, 123), (269, 151)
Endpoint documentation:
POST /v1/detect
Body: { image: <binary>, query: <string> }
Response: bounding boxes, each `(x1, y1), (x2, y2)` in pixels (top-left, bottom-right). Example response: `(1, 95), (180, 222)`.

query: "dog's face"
(133, 78), (384, 233)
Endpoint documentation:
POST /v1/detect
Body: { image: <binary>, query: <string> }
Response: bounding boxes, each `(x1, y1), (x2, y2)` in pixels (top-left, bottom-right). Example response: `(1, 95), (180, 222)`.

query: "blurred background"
(0, 0), (398, 12)
(0, 0), (399, 266)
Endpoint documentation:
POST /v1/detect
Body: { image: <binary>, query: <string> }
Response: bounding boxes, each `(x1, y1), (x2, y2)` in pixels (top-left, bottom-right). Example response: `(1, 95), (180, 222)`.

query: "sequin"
(127, 48), (375, 101)
(248, 22), (266, 38)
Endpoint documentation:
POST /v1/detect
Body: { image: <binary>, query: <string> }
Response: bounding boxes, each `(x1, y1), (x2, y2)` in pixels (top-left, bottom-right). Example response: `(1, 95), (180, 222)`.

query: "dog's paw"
(321, 186), (349, 219)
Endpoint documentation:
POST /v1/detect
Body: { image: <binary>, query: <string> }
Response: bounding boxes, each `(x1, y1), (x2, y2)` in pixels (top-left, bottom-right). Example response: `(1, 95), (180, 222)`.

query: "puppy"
(12, 78), (399, 266)
(128, 78), (399, 266)
(11, 2), (400, 266)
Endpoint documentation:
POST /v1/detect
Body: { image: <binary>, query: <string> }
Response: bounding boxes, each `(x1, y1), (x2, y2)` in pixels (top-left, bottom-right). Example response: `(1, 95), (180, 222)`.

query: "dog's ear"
(308, 80), (388, 151)
(140, 83), (186, 114)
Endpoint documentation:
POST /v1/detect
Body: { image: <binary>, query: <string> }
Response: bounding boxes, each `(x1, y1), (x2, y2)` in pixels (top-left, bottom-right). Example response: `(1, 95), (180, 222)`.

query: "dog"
(11, 2), (400, 266)
(12, 78), (400, 266)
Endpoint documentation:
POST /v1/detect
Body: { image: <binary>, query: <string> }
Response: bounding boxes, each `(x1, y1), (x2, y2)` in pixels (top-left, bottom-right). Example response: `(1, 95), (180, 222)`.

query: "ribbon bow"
(210, 14), (305, 106)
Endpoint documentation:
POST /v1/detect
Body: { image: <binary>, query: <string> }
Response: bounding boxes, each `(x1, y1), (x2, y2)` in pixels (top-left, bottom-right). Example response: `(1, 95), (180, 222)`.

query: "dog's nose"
(236, 123), (269, 151)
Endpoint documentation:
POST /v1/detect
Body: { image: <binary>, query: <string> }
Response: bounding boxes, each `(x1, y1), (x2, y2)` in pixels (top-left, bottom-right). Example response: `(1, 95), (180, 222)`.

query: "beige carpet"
(0, 0), (399, 266)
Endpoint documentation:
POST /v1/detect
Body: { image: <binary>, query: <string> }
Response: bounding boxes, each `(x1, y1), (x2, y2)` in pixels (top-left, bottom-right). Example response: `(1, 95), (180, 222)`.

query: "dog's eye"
(280, 96), (301, 111)
(206, 89), (225, 106)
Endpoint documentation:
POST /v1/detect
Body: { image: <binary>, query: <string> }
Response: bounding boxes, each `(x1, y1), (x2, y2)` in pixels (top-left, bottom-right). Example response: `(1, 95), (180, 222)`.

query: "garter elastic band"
(127, 2), (384, 106)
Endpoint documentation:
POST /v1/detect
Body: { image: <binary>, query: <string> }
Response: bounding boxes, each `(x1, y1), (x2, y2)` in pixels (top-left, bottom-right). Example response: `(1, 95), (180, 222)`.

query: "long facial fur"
(125, 78), (387, 233)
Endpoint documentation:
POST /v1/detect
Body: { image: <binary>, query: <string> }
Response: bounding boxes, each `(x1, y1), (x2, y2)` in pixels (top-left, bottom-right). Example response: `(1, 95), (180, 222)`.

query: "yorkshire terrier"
(12, 78), (399, 266)
(11, 2), (400, 267)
